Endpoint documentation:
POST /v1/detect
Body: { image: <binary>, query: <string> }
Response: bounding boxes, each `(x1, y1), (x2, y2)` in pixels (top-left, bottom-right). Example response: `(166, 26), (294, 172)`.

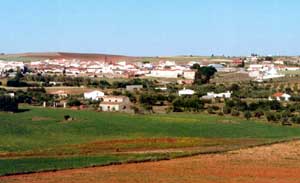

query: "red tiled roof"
(273, 92), (284, 97)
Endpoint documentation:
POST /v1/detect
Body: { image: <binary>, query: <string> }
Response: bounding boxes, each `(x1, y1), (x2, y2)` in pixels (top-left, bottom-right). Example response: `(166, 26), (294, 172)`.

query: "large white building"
(84, 90), (105, 101)
(147, 69), (183, 78)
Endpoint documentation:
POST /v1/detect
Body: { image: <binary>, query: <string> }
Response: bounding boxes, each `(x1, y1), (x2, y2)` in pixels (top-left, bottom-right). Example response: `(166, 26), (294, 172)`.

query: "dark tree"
(191, 64), (217, 84)
(0, 96), (18, 112)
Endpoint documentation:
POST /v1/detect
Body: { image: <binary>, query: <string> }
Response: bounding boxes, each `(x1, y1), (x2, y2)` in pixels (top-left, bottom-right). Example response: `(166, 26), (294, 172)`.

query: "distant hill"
(3, 52), (138, 62)
(1, 52), (236, 63)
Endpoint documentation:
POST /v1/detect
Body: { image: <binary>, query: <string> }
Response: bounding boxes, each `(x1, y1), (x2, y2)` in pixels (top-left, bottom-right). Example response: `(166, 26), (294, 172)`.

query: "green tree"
(191, 64), (217, 84)
(244, 111), (252, 120)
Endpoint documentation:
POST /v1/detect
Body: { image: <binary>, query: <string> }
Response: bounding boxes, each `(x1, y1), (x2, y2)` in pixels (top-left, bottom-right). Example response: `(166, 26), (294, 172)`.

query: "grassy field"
(1, 106), (300, 175)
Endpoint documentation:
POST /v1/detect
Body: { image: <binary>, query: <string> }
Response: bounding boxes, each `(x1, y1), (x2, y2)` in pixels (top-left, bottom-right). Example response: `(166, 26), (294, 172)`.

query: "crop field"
(1, 106), (300, 176)
(4, 140), (300, 183)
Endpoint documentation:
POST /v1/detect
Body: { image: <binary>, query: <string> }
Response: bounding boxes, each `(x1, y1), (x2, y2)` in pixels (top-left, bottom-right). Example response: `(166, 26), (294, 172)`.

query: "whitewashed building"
(84, 90), (105, 101)
(202, 91), (232, 99)
(178, 88), (195, 96)
(183, 70), (196, 80)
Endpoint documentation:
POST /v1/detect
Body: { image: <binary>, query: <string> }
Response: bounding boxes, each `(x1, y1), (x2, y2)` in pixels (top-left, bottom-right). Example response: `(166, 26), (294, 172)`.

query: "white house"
(183, 70), (196, 80)
(202, 91), (232, 99)
(84, 90), (105, 101)
(146, 69), (182, 78)
(178, 88), (195, 96)
(271, 92), (291, 101)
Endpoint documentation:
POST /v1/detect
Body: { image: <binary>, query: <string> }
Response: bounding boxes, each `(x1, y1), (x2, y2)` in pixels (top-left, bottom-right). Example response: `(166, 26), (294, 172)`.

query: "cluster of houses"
(28, 59), (200, 80)
(0, 60), (25, 77)
(248, 63), (300, 81)
(0, 58), (243, 81)
(2, 55), (300, 83)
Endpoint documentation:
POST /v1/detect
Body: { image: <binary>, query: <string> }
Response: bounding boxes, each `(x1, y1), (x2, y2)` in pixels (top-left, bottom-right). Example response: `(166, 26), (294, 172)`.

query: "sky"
(1, 0), (300, 56)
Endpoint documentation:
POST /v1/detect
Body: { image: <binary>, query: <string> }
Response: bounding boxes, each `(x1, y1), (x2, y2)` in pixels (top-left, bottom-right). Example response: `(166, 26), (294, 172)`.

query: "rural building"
(126, 85), (143, 91)
(271, 92), (291, 101)
(178, 88), (195, 96)
(202, 91), (232, 99)
(177, 79), (194, 85)
(49, 90), (68, 98)
(147, 69), (182, 78)
(99, 96), (132, 112)
(183, 70), (196, 80)
(84, 90), (105, 101)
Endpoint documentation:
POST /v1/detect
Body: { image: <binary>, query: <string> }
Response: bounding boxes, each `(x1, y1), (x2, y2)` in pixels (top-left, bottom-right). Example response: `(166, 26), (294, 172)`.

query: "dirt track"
(2, 140), (300, 183)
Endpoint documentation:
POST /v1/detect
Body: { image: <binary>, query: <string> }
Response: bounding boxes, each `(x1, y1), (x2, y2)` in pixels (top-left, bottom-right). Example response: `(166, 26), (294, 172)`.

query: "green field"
(1, 106), (300, 175)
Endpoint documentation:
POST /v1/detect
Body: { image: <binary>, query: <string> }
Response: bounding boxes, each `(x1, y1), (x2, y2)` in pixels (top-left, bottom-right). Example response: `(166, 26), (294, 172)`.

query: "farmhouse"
(270, 92), (291, 101)
(84, 90), (105, 101)
(99, 96), (132, 112)
(202, 91), (232, 99)
(126, 85), (143, 92)
(49, 90), (68, 98)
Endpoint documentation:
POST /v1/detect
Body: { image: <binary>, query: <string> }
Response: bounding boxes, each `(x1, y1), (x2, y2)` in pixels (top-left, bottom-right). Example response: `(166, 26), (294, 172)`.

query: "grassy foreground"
(1, 106), (300, 176)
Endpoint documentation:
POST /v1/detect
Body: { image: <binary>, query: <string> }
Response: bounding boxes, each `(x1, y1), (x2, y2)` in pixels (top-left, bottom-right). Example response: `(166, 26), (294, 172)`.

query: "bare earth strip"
(2, 141), (300, 183)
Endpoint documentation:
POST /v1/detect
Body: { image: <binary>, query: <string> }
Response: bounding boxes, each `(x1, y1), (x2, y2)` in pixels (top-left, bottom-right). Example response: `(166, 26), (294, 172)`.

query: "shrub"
(218, 112), (224, 116)
(211, 105), (220, 111)
(231, 110), (240, 117)
(207, 107), (215, 114)
(244, 111), (252, 120)
(67, 98), (81, 107)
(254, 110), (264, 118)
(222, 106), (231, 114)
(64, 115), (71, 120)
(266, 113), (277, 122)
(291, 116), (300, 124)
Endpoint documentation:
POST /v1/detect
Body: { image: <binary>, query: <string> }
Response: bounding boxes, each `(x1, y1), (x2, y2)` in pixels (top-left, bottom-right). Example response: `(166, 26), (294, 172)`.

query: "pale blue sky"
(1, 0), (300, 56)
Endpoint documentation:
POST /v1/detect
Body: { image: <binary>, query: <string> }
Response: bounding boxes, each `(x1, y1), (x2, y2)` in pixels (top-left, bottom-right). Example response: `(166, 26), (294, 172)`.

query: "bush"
(64, 115), (71, 120)
(266, 113), (278, 122)
(231, 110), (240, 117)
(218, 112), (224, 116)
(244, 111), (252, 120)
(211, 105), (220, 111)
(254, 110), (264, 118)
(291, 116), (300, 124)
(222, 106), (231, 114)
(207, 107), (215, 114)
(67, 98), (81, 107)
(112, 91), (122, 96)
(7, 79), (28, 87)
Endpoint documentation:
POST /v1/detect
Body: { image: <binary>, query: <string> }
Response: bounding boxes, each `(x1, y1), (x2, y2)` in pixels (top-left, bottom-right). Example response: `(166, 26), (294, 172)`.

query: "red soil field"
(2, 140), (300, 183)
(8, 52), (138, 62)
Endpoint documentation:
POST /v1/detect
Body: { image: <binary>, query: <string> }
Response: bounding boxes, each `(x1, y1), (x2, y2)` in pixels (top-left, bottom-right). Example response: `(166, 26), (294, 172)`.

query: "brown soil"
(8, 52), (137, 62)
(2, 140), (300, 183)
